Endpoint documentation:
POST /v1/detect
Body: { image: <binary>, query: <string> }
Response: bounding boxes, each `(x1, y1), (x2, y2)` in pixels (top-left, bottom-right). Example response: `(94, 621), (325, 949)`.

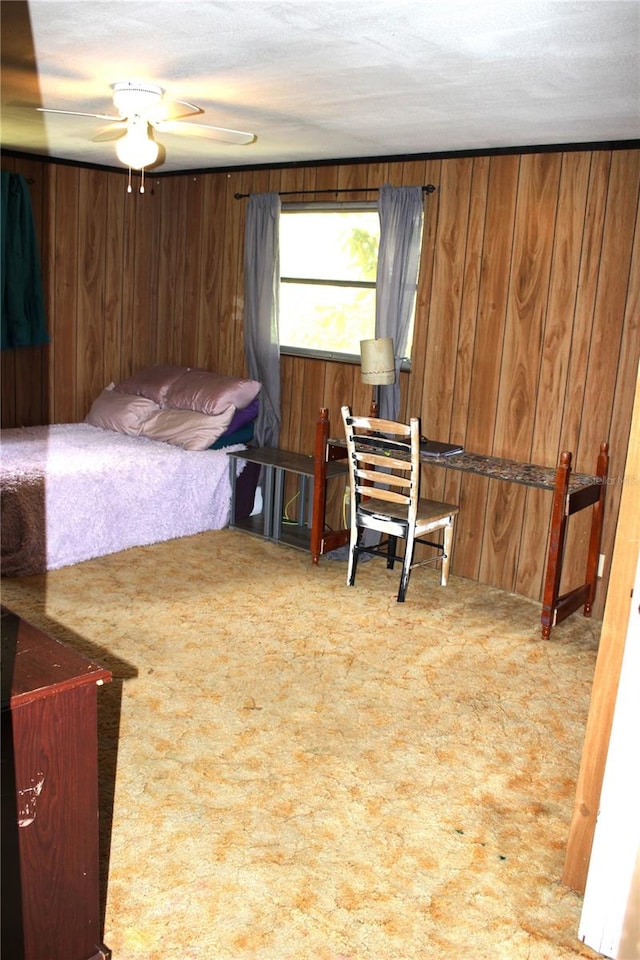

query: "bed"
(1, 364), (262, 577)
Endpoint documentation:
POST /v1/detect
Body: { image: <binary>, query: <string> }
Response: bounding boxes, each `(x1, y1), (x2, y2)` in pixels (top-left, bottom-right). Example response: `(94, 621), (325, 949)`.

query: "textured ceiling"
(1, 0), (639, 173)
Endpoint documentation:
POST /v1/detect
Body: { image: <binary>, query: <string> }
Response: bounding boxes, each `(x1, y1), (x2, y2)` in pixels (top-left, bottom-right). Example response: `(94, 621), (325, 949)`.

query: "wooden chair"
(341, 406), (460, 602)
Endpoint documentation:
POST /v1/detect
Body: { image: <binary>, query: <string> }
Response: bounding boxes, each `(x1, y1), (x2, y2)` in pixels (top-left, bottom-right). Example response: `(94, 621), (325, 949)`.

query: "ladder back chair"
(341, 406), (460, 602)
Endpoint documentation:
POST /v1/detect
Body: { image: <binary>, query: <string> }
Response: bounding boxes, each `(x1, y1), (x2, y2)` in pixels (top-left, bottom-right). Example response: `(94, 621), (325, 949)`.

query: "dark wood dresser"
(1, 607), (112, 960)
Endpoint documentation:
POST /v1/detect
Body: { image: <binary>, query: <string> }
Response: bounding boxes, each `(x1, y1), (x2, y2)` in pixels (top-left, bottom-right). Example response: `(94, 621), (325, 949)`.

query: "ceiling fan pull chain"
(140, 167), (146, 194)
(127, 167), (132, 194)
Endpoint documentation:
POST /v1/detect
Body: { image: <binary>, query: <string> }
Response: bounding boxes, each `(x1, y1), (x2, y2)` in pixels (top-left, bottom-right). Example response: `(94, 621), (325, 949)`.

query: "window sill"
(279, 345), (411, 372)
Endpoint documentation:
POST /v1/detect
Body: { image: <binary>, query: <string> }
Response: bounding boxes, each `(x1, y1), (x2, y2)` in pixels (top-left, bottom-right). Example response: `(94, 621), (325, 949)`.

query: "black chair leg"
(349, 547), (359, 585)
(386, 535), (397, 569)
(397, 540), (414, 602)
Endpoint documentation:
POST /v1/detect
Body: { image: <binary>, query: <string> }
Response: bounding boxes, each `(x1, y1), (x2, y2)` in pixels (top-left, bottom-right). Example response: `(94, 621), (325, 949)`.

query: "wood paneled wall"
(2, 147), (639, 618)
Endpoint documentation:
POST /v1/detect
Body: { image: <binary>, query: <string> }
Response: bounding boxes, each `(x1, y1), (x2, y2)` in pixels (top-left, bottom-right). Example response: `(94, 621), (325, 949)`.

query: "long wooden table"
(310, 408), (609, 639)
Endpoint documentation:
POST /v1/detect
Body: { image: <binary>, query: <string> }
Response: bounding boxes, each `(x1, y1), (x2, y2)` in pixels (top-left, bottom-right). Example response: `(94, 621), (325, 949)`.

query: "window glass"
(279, 205), (380, 359)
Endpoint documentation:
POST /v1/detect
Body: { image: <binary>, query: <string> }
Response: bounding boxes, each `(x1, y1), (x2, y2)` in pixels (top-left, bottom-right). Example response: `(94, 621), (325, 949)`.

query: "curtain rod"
(234, 184), (436, 200)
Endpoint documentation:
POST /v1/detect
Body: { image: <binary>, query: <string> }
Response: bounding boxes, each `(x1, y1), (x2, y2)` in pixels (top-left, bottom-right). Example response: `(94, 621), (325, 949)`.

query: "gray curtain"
(375, 184), (424, 421)
(243, 192), (281, 448)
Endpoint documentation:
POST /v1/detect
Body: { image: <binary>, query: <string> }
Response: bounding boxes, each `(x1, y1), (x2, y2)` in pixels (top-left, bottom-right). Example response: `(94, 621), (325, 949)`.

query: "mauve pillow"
(86, 385), (160, 435)
(165, 369), (261, 415)
(113, 364), (189, 404)
(225, 395), (260, 434)
(139, 405), (236, 450)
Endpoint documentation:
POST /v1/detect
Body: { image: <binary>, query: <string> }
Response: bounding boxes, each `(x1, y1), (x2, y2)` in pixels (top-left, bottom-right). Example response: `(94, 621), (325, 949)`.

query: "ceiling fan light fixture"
(115, 119), (159, 170)
(112, 80), (164, 117)
(32, 79), (256, 177)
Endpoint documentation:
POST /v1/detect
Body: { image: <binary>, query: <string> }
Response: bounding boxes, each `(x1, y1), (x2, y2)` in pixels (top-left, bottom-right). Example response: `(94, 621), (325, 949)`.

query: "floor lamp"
(360, 337), (395, 415)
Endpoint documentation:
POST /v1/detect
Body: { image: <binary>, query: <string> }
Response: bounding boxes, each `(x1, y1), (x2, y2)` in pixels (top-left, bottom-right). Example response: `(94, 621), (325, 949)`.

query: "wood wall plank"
(181, 176), (206, 364)
(533, 151), (591, 464)
(454, 155), (519, 582)
(494, 153), (561, 460)
(423, 157), (473, 448)
(439, 157), (491, 559)
(484, 153), (560, 592)
(104, 172), (127, 384)
(453, 156), (490, 445)
(198, 174), (224, 370)
(156, 175), (187, 363)
(77, 169), (108, 415)
(51, 164), (80, 423)
(515, 151), (593, 600)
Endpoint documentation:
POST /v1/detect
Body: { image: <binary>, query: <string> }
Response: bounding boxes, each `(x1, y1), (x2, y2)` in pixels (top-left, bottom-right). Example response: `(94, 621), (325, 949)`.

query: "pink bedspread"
(1, 423), (244, 576)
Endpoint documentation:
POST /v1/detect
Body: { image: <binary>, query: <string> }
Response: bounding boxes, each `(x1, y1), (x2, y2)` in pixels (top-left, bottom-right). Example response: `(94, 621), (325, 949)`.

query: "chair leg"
(346, 525), (360, 586)
(440, 521), (454, 586)
(397, 533), (415, 602)
(386, 535), (397, 569)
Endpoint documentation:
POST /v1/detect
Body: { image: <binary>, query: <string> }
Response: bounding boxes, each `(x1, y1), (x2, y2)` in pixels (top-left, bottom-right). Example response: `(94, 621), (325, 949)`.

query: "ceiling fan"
(36, 80), (256, 173)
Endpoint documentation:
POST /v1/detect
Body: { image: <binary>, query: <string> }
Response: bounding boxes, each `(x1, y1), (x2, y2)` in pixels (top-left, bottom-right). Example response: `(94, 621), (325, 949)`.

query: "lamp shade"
(360, 337), (395, 385)
(115, 120), (159, 170)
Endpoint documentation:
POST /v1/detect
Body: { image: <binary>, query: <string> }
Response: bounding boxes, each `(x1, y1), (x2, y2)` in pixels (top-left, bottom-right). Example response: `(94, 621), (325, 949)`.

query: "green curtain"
(1, 170), (49, 350)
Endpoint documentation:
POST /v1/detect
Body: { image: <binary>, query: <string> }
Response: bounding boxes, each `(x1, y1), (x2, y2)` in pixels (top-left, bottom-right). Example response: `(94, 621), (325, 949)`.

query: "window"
(279, 203), (382, 362)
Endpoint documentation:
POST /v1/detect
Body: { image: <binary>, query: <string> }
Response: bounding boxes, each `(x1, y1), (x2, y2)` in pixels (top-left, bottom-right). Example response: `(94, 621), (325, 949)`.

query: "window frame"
(279, 200), (380, 365)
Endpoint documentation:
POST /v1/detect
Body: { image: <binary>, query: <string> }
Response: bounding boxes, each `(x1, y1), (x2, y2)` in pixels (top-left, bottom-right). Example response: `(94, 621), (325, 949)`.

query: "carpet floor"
(1, 529), (604, 960)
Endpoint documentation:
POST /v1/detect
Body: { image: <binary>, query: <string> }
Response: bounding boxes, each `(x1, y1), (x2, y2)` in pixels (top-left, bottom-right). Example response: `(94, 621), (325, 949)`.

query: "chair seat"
(361, 497), (459, 530)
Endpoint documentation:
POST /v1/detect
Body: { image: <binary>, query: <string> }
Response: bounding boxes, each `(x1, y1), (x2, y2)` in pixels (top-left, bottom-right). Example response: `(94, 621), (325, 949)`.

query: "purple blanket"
(1, 423), (245, 576)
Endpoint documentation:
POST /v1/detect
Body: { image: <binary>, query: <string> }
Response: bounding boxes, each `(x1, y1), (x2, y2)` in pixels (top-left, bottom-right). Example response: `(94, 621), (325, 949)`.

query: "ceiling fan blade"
(37, 106), (124, 122)
(154, 120), (256, 145)
(146, 97), (203, 123)
(91, 123), (128, 143)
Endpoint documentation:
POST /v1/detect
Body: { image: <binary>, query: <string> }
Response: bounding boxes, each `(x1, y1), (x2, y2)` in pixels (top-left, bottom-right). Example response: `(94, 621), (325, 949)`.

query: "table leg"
(311, 408), (330, 563)
(299, 475), (309, 528)
(584, 441), (609, 616)
(228, 458), (238, 526)
(541, 452), (572, 639)
(306, 477), (315, 530)
(272, 468), (285, 541)
(541, 443), (609, 638)
(262, 465), (275, 539)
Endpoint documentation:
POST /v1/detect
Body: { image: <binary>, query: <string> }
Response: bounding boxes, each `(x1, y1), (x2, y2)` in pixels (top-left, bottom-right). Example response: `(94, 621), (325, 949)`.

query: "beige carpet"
(1, 529), (603, 960)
